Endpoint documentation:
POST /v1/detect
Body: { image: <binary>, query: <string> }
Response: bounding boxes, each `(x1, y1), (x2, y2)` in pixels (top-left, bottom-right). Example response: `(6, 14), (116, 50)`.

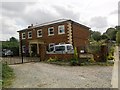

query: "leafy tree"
(115, 26), (120, 31)
(9, 37), (18, 42)
(105, 28), (117, 41)
(91, 31), (101, 41)
(100, 34), (109, 40)
(2, 37), (19, 56)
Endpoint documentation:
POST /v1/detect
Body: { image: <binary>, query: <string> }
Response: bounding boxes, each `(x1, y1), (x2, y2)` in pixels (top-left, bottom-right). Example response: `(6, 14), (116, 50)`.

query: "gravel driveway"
(9, 62), (113, 88)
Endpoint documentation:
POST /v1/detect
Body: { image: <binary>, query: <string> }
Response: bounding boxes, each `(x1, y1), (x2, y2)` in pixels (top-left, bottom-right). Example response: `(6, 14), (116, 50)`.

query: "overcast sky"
(0, 0), (119, 41)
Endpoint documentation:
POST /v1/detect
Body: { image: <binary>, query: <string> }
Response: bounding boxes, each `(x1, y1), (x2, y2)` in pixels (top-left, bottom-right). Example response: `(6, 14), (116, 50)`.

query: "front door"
(31, 44), (37, 56)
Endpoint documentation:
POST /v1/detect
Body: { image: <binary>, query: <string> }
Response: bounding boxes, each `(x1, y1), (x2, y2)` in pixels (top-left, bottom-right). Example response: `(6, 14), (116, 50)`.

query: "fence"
(2, 56), (40, 65)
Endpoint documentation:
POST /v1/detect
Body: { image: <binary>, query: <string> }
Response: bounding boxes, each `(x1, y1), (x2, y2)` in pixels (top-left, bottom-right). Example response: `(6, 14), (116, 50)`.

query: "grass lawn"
(2, 63), (15, 88)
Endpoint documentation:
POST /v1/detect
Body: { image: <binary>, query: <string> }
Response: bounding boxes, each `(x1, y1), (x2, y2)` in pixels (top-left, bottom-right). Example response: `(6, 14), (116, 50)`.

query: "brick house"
(17, 19), (90, 60)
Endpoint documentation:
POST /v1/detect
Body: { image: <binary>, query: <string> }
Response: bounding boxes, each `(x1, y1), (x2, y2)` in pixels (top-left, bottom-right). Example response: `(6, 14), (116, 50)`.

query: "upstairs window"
(22, 32), (25, 39)
(58, 25), (65, 34)
(28, 31), (32, 38)
(37, 29), (42, 37)
(48, 27), (54, 36)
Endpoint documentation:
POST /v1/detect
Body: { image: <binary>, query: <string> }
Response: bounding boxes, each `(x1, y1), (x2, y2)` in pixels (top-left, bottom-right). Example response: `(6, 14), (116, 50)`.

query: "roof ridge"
(34, 18), (70, 27)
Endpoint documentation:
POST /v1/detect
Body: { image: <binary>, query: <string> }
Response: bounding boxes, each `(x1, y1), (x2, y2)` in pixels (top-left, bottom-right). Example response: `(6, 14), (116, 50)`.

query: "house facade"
(18, 19), (90, 60)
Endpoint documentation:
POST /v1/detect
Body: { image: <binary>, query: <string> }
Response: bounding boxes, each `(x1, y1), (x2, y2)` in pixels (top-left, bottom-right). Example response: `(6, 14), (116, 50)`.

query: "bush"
(70, 47), (79, 66)
(88, 58), (96, 63)
(107, 53), (114, 60)
(70, 58), (79, 66)
(47, 57), (58, 62)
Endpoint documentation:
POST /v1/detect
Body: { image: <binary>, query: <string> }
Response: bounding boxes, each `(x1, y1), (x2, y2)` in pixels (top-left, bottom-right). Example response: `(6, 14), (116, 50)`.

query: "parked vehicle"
(48, 44), (74, 54)
(2, 49), (13, 57)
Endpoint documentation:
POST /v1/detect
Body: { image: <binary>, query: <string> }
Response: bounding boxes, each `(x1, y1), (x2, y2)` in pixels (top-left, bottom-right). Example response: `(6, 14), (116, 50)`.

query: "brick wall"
(72, 22), (90, 53)
(18, 20), (90, 60)
(46, 54), (74, 60)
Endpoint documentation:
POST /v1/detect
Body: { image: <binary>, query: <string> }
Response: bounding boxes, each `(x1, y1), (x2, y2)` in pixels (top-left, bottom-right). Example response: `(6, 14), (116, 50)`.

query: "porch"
(28, 40), (46, 60)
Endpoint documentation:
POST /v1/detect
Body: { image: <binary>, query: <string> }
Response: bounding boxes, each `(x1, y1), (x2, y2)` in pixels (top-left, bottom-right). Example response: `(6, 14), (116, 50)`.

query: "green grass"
(2, 63), (15, 88)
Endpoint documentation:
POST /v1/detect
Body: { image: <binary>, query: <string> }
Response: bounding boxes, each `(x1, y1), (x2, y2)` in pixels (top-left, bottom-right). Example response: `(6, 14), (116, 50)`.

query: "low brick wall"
(46, 54), (74, 60)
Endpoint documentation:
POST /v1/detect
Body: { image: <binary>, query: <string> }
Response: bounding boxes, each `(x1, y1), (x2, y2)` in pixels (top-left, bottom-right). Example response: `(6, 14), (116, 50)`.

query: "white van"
(48, 44), (74, 54)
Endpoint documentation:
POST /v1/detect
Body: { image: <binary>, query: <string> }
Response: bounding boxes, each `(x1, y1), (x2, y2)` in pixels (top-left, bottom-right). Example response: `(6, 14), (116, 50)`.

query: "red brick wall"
(46, 54), (74, 60)
(18, 20), (90, 60)
(19, 21), (69, 47)
(72, 22), (90, 53)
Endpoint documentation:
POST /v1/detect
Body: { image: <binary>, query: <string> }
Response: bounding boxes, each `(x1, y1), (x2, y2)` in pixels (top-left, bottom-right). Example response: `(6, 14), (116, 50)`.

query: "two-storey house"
(18, 19), (90, 60)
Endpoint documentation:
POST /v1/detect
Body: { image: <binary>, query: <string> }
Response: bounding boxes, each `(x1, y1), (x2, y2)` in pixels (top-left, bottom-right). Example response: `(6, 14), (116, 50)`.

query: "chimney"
(28, 24), (33, 28)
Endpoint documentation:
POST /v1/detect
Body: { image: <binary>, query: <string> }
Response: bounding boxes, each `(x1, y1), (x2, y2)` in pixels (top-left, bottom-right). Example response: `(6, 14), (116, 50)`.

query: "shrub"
(107, 53), (114, 60)
(88, 58), (96, 63)
(47, 57), (58, 62)
(70, 47), (79, 66)
(70, 58), (78, 66)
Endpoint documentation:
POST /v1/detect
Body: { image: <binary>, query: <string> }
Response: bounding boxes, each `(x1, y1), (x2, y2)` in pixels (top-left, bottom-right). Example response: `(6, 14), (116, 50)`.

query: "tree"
(9, 37), (18, 42)
(100, 34), (109, 40)
(2, 37), (19, 56)
(91, 31), (101, 41)
(105, 28), (117, 41)
(116, 31), (120, 45)
(115, 26), (120, 31)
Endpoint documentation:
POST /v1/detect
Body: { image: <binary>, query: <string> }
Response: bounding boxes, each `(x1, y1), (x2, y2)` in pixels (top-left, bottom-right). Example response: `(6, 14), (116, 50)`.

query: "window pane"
(22, 33), (25, 39)
(67, 46), (72, 50)
(28, 32), (32, 38)
(55, 46), (65, 51)
(48, 27), (54, 35)
(37, 30), (42, 37)
(58, 25), (65, 34)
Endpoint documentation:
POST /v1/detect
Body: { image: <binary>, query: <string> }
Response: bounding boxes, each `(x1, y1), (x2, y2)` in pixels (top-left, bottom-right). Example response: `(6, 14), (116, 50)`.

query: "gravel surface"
(9, 62), (113, 88)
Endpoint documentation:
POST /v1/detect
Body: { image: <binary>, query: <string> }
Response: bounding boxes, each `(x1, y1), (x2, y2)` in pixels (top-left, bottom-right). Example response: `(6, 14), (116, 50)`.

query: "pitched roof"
(17, 19), (90, 32)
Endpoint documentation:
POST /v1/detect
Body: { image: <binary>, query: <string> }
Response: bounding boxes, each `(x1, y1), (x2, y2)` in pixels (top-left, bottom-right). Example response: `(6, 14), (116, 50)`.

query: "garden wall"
(46, 54), (74, 60)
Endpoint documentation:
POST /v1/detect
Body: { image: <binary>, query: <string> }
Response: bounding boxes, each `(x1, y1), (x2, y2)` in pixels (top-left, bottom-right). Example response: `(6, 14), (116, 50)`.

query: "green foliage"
(9, 37), (18, 42)
(107, 45), (115, 60)
(116, 31), (120, 45)
(74, 47), (78, 61)
(47, 57), (58, 62)
(88, 58), (96, 63)
(107, 53), (114, 60)
(2, 63), (15, 87)
(88, 40), (101, 53)
(80, 61), (114, 66)
(110, 45), (115, 55)
(91, 31), (101, 41)
(70, 58), (78, 66)
(100, 34), (109, 40)
(105, 27), (118, 41)
(70, 47), (79, 66)
(90, 26), (119, 42)
(2, 37), (19, 56)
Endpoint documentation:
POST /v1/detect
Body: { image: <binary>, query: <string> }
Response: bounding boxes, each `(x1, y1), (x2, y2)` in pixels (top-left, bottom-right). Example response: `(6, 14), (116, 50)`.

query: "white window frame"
(28, 31), (32, 39)
(37, 29), (42, 37)
(58, 25), (65, 34)
(48, 27), (54, 36)
(22, 32), (25, 39)
(49, 43), (55, 49)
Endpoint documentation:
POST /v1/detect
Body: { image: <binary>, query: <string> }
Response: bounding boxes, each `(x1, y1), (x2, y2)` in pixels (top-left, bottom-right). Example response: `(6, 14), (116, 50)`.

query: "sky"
(0, 0), (119, 41)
